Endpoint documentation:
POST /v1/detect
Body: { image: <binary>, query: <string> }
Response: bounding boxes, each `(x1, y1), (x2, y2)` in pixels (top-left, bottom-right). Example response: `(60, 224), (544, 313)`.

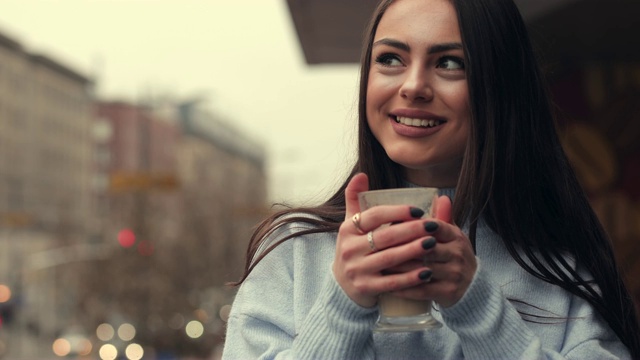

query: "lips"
(385, 108), (447, 138)
(390, 109), (447, 129)
(394, 116), (445, 128)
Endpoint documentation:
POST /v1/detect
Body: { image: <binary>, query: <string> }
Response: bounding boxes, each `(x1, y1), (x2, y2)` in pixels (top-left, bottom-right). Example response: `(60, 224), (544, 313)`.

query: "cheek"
(443, 86), (471, 155)
(366, 82), (386, 128)
(366, 78), (381, 112)
(440, 85), (469, 114)
(366, 74), (398, 111)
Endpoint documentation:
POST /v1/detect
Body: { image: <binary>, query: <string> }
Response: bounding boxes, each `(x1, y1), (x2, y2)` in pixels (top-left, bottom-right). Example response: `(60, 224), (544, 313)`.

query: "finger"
(366, 220), (433, 253)
(358, 205), (426, 235)
(421, 239), (457, 263)
(382, 259), (425, 274)
(344, 172), (369, 219)
(423, 248), (449, 264)
(363, 234), (432, 272)
(435, 195), (452, 224)
(423, 220), (461, 244)
(393, 264), (473, 307)
(365, 267), (431, 294)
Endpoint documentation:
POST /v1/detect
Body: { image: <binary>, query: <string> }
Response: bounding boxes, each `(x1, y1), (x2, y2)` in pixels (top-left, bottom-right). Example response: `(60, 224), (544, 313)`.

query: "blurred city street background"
(0, 0), (638, 359)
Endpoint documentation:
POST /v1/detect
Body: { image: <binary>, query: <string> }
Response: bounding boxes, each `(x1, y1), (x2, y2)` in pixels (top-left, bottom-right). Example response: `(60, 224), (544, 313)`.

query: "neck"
(402, 160), (461, 188)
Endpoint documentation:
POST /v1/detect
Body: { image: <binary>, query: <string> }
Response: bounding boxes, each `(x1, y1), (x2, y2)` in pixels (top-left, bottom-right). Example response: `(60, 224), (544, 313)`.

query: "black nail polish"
(418, 270), (432, 281)
(424, 221), (438, 233)
(422, 237), (436, 250)
(410, 207), (424, 218)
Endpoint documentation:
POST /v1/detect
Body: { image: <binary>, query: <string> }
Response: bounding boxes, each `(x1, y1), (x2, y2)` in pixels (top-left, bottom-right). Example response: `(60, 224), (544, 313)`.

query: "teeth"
(396, 116), (442, 128)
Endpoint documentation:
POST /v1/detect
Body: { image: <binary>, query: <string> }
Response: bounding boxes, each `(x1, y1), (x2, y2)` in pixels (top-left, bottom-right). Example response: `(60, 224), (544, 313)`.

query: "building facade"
(0, 33), (93, 233)
(0, 31), (94, 358)
(176, 100), (268, 283)
(87, 100), (267, 358)
(0, 27), (268, 359)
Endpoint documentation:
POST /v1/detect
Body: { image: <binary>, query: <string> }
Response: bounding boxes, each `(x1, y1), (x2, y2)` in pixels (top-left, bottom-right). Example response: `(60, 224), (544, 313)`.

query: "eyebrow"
(372, 38), (463, 54)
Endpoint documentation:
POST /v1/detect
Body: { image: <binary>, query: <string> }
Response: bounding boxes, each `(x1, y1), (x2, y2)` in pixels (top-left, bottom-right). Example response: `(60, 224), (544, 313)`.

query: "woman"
(223, 0), (640, 358)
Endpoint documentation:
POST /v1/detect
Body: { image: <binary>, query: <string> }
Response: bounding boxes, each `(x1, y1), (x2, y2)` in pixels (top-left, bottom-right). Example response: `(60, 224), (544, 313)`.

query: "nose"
(399, 67), (434, 102)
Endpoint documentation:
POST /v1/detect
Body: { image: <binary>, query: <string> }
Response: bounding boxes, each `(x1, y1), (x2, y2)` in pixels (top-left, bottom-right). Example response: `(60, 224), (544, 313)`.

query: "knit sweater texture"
(222, 191), (629, 359)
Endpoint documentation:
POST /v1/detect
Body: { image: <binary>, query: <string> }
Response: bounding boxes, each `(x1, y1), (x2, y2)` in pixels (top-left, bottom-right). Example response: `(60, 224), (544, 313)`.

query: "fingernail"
(418, 270), (432, 281)
(422, 237), (436, 250)
(424, 221), (438, 233)
(410, 207), (424, 218)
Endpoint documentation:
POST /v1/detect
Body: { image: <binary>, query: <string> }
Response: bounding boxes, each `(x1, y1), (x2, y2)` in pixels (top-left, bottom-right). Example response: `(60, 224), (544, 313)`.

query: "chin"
(386, 149), (432, 169)
(389, 157), (431, 171)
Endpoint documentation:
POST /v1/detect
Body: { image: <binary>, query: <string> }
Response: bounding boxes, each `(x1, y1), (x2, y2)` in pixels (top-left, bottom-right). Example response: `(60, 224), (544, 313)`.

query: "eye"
(374, 53), (403, 67)
(437, 56), (465, 70)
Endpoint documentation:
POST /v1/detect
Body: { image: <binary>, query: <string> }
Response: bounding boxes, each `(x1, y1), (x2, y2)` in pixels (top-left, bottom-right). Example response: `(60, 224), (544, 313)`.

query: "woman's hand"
(392, 196), (477, 308)
(333, 173), (438, 308)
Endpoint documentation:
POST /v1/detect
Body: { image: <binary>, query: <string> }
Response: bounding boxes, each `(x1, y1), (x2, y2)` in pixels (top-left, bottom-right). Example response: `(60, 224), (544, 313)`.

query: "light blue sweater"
(223, 206), (629, 359)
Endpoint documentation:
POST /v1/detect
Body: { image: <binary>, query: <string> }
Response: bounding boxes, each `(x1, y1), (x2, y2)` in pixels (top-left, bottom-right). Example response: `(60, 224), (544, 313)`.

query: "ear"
(435, 195), (452, 224)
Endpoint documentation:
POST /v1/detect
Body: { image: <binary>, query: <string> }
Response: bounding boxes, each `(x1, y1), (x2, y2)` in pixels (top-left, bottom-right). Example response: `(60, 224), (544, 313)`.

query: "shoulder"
(251, 212), (337, 269)
(257, 212), (331, 251)
(234, 212), (337, 312)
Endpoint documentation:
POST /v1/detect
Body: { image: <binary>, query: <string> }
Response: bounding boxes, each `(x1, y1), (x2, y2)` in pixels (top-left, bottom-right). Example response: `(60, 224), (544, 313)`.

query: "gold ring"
(367, 231), (377, 251)
(351, 212), (365, 234)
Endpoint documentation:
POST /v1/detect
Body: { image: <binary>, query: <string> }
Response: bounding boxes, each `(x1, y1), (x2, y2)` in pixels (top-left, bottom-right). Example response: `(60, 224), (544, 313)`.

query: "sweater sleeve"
(222, 224), (378, 360)
(440, 259), (631, 360)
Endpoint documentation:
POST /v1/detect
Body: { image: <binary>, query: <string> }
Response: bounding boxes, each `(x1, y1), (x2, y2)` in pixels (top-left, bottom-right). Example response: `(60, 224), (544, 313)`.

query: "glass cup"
(358, 188), (443, 332)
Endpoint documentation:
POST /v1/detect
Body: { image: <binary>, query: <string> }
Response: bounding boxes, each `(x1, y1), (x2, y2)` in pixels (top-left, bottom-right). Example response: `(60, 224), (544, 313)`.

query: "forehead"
(375, 0), (461, 43)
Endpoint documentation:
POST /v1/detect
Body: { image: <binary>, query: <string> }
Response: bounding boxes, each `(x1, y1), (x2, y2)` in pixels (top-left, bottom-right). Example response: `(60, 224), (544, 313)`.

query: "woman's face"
(366, 0), (470, 187)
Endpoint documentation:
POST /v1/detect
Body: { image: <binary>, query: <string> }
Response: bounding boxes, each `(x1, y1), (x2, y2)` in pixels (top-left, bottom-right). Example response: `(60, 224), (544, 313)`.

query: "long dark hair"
(234, 0), (640, 356)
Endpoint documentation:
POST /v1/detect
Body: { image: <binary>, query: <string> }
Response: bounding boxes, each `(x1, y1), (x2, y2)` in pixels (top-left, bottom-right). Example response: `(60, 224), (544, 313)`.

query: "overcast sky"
(0, 0), (361, 204)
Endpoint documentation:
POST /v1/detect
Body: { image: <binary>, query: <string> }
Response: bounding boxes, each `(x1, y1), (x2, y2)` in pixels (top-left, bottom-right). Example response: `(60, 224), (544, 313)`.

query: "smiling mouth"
(393, 116), (446, 128)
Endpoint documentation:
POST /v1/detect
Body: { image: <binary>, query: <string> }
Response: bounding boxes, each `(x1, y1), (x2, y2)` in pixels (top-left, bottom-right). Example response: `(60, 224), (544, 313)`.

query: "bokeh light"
(0, 284), (11, 303)
(194, 308), (209, 322)
(125, 343), (144, 360)
(54, 334), (92, 357)
(118, 323), (136, 341)
(52, 338), (71, 357)
(73, 337), (93, 356)
(117, 229), (136, 248)
(99, 344), (118, 360)
(185, 320), (204, 339)
(96, 323), (115, 341)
